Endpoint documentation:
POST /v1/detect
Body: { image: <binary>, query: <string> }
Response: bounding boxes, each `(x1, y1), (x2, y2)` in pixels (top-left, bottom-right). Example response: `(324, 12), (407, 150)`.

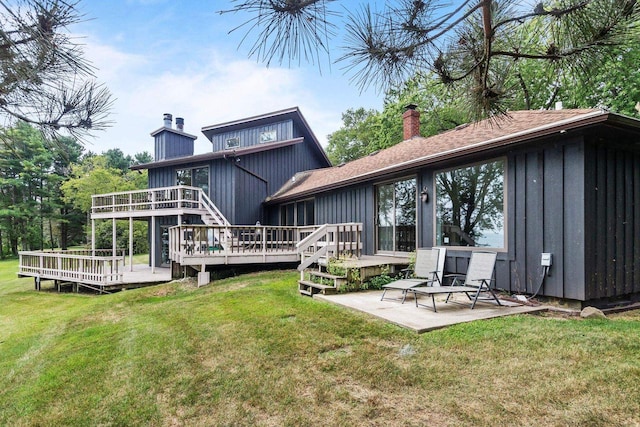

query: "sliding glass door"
(376, 177), (417, 254)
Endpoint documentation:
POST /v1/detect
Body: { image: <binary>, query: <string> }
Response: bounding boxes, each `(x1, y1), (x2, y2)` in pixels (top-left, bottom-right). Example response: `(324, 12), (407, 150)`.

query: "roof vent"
(555, 101), (563, 110)
(455, 123), (469, 131)
(337, 162), (346, 168)
(369, 150), (380, 156)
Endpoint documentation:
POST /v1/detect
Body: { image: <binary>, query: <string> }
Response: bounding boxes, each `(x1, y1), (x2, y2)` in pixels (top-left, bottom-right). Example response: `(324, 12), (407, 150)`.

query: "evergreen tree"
(0, 122), (54, 254)
(222, 0), (639, 120)
(0, 0), (112, 141)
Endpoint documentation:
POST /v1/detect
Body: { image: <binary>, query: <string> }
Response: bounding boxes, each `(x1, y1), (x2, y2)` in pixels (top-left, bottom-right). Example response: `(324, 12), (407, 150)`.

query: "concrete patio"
(315, 290), (547, 333)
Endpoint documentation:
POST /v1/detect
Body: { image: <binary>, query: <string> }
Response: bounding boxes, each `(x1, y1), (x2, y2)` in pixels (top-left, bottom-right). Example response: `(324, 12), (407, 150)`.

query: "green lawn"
(1, 258), (639, 426)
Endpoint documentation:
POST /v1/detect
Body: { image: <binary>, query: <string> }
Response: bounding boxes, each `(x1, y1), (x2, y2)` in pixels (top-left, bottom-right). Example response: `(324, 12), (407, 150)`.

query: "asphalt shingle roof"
(268, 109), (605, 202)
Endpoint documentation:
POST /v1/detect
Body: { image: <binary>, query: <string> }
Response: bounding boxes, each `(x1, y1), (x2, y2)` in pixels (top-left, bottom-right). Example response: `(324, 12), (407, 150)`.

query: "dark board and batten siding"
(416, 138), (587, 301)
(148, 139), (327, 226)
(155, 132), (194, 161)
(148, 165), (176, 189)
(212, 120), (293, 152)
(584, 139), (640, 301)
(507, 137), (586, 300)
(442, 134), (640, 304)
(209, 160), (237, 223)
(309, 136), (593, 301)
(148, 160), (237, 222)
(315, 185), (375, 254)
(234, 142), (328, 224)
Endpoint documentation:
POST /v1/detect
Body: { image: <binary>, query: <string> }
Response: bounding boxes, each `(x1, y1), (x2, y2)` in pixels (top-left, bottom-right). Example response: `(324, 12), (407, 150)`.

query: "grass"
(1, 257), (639, 426)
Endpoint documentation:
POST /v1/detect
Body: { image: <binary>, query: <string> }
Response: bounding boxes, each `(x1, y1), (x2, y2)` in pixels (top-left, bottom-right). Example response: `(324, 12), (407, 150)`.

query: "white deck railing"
(296, 223), (363, 273)
(18, 250), (125, 287)
(91, 186), (230, 225)
(169, 224), (303, 263)
(17, 224), (363, 286)
(168, 223), (362, 267)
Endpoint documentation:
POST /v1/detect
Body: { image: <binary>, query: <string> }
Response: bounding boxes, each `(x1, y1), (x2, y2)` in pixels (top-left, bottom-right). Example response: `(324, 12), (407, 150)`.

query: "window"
(280, 200), (314, 226)
(226, 137), (240, 148)
(259, 130), (276, 143)
(435, 159), (505, 248)
(176, 166), (209, 194)
(376, 178), (416, 253)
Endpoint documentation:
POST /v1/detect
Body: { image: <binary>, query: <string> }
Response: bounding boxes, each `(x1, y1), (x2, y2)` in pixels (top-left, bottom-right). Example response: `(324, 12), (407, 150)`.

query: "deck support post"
(151, 216), (156, 274)
(91, 219), (96, 257)
(112, 218), (116, 258)
(129, 217), (134, 272)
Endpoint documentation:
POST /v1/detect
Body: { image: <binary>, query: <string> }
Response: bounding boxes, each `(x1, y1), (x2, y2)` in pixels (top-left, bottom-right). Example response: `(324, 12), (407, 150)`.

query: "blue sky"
(74, 0), (383, 156)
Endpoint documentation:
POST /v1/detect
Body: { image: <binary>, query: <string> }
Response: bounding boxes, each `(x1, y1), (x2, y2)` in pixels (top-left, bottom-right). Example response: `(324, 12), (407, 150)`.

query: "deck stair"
(298, 268), (347, 296)
(198, 191), (230, 227)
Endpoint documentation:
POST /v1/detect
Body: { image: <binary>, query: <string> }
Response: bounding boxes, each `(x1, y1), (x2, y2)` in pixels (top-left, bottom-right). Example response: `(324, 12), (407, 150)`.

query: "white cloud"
(82, 41), (330, 156)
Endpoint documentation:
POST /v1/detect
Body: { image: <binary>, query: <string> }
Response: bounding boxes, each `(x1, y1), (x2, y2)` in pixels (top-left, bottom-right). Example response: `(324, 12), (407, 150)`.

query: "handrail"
(296, 223), (363, 275)
(298, 245), (330, 271)
(18, 251), (124, 286)
(91, 185), (203, 214)
(198, 189), (231, 226)
(91, 186), (231, 230)
(167, 224), (303, 264)
(296, 223), (328, 251)
(91, 184), (198, 199)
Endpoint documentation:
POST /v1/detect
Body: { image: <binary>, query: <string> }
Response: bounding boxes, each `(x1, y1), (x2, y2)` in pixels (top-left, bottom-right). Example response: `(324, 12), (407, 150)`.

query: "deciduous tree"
(327, 73), (469, 163)
(326, 108), (378, 164)
(61, 153), (149, 253)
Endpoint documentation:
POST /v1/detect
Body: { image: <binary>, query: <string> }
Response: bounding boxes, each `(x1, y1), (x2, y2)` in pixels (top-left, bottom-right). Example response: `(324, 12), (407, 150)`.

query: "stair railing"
(296, 223), (363, 279)
(197, 189), (231, 226)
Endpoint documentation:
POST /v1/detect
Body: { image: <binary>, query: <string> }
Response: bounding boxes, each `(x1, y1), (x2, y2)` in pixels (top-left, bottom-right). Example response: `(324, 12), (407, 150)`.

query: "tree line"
(0, 122), (151, 259)
(326, 41), (640, 165)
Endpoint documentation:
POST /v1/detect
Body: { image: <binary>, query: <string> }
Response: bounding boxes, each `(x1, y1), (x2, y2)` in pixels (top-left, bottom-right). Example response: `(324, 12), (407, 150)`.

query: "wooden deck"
(17, 223), (377, 292)
(18, 251), (172, 293)
(298, 254), (410, 296)
(90, 185), (229, 225)
(22, 263), (171, 293)
(169, 223), (362, 270)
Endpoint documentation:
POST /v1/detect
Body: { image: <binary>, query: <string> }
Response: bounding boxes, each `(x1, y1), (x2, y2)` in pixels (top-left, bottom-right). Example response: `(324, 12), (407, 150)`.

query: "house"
(20, 104), (640, 308)
(126, 107), (331, 268)
(20, 107), (337, 290)
(264, 106), (640, 308)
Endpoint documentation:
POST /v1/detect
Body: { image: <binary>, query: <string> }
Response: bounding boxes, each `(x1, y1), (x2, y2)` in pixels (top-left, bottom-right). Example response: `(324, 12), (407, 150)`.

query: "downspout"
(224, 154), (270, 222)
(235, 163), (269, 224)
(234, 163), (269, 194)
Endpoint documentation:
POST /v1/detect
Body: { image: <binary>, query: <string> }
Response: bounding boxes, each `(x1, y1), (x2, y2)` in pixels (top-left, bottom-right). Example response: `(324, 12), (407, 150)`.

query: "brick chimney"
(403, 104), (420, 139)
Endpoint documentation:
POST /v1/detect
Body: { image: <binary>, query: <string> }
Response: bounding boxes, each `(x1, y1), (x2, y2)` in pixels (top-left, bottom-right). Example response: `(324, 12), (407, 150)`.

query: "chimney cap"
(404, 104), (418, 111)
(163, 113), (173, 128)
